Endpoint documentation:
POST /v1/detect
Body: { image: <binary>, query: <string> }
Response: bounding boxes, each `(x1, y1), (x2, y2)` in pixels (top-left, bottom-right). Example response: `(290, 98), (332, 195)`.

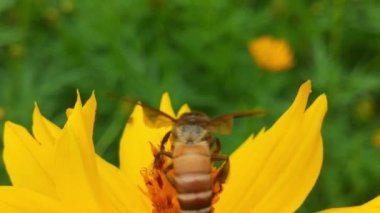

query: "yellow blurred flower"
(44, 7), (59, 23)
(8, 44), (25, 59)
(354, 98), (376, 122)
(372, 130), (380, 148)
(61, 0), (75, 14)
(0, 107), (5, 120)
(248, 36), (294, 72)
(0, 81), (378, 212)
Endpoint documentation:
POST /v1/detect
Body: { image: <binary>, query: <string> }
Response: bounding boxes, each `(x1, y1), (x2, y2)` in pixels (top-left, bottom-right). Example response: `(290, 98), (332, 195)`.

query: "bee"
(137, 103), (264, 213)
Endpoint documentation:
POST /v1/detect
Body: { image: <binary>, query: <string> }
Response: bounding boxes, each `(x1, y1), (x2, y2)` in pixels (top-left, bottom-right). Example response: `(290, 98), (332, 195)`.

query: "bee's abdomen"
(177, 189), (212, 212)
(175, 173), (212, 192)
(173, 152), (212, 212)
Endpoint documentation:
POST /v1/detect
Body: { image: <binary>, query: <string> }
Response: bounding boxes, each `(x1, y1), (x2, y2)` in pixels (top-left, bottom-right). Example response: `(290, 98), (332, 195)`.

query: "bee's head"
(172, 112), (212, 144)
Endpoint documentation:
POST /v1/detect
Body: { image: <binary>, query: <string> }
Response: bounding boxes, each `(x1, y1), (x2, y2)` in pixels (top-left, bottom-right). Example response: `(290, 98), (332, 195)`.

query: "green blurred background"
(1, 0), (380, 212)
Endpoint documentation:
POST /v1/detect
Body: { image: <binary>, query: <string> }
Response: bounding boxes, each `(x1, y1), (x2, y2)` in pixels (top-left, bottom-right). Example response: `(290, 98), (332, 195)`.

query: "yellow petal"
(53, 94), (116, 212)
(97, 157), (151, 212)
(3, 121), (57, 198)
(320, 196), (380, 213)
(177, 103), (191, 117)
(32, 103), (61, 145)
(82, 91), (97, 135)
(32, 92), (148, 211)
(82, 92), (151, 211)
(119, 93), (175, 188)
(160, 92), (175, 117)
(31, 104), (61, 186)
(215, 81), (328, 212)
(66, 108), (73, 118)
(0, 186), (60, 212)
(365, 196), (380, 206)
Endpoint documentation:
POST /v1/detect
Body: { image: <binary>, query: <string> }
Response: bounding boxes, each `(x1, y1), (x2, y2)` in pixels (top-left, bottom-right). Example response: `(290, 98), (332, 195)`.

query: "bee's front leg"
(159, 131), (171, 151)
(154, 131), (172, 169)
(154, 150), (173, 169)
(211, 154), (230, 184)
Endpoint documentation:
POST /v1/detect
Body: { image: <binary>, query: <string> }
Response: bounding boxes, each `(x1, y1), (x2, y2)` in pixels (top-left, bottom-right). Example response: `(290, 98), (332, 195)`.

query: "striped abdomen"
(173, 142), (212, 213)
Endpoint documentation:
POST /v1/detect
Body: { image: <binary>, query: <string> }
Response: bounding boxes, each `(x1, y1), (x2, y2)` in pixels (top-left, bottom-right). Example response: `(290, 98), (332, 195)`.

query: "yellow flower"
(372, 130), (380, 148)
(61, 0), (75, 14)
(354, 98), (376, 122)
(8, 43), (25, 59)
(248, 36), (294, 72)
(0, 81), (378, 212)
(0, 107), (5, 120)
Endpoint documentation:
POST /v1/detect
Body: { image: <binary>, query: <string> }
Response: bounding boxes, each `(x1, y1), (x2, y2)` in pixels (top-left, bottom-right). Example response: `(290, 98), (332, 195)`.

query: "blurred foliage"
(1, 0), (380, 211)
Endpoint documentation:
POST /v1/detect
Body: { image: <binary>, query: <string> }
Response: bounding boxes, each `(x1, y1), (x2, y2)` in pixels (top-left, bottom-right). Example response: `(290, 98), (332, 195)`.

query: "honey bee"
(137, 103), (264, 213)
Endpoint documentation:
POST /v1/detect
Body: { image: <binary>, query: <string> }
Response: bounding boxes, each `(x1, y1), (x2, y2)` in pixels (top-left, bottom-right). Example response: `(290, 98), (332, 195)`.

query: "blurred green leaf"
(0, 26), (23, 46)
(0, 0), (15, 13)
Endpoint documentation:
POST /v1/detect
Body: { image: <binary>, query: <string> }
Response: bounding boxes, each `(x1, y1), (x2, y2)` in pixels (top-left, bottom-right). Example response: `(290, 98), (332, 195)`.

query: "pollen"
(141, 168), (180, 213)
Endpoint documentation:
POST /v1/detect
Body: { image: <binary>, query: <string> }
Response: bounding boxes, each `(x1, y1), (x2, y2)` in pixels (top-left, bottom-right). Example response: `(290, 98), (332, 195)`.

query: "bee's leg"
(162, 163), (176, 187)
(209, 138), (222, 154)
(156, 151), (173, 159)
(211, 155), (230, 184)
(154, 151), (173, 169)
(160, 131), (171, 151)
(154, 131), (172, 169)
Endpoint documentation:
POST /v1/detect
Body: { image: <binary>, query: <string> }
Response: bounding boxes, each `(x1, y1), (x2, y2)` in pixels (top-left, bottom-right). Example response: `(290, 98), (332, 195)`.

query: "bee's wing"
(137, 103), (177, 128)
(106, 93), (176, 128)
(209, 111), (266, 135)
